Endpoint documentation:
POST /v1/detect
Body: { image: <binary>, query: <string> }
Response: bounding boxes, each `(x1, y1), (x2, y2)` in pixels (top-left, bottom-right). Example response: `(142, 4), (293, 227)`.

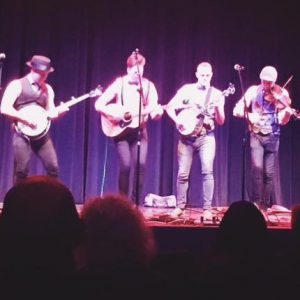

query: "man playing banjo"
(166, 62), (228, 220)
(0, 55), (68, 184)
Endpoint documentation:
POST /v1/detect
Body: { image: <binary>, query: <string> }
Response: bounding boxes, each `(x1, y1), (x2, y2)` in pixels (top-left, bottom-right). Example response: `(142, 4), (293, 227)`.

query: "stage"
(0, 201), (289, 230)
(140, 205), (292, 229)
(0, 202), (293, 256)
(138, 205), (293, 256)
(75, 203), (292, 229)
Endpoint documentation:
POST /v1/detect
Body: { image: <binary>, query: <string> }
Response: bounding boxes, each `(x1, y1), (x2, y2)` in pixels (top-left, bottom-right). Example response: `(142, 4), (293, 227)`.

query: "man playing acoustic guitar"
(0, 55), (69, 184)
(95, 51), (163, 204)
(166, 62), (228, 220)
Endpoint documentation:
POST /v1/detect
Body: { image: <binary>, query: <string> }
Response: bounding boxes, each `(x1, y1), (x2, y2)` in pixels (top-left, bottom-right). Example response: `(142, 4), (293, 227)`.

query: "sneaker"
(203, 209), (213, 221)
(170, 207), (184, 218)
(254, 201), (268, 212)
(253, 202), (260, 209)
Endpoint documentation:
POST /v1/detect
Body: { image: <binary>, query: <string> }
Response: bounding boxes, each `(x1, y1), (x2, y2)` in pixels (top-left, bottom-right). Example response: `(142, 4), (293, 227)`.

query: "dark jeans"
(114, 127), (148, 204)
(13, 132), (59, 184)
(250, 132), (279, 207)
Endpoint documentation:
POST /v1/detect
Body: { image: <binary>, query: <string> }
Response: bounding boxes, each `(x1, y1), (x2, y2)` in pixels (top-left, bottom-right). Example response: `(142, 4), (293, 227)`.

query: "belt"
(253, 131), (279, 137)
(193, 128), (207, 137)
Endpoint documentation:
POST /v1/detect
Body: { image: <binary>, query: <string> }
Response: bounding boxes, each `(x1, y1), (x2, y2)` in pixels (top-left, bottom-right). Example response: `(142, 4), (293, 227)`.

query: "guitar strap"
(204, 86), (213, 109)
(143, 80), (150, 106)
(121, 77), (124, 106)
(192, 86), (213, 137)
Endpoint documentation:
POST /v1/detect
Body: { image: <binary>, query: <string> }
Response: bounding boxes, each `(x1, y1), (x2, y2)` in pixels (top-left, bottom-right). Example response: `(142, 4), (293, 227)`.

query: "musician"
(94, 52), (163, 204)
(233, 65), (293, 210)
(166, 62), (225, 220)
(0, 55), (68, 184)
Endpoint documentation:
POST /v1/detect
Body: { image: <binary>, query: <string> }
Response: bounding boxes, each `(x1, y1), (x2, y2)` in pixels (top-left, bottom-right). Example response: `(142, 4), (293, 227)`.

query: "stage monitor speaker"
(144, 193), (176, 208)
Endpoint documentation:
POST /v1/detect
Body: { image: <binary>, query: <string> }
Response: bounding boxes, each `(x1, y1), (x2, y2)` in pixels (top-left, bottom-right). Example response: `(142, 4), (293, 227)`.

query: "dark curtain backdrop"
(0, 0), (299, 208)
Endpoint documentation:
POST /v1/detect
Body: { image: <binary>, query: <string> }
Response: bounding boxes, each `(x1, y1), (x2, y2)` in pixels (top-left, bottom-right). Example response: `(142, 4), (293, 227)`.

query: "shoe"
(254, 201), (268, 212)
(253, 202), (260, 209)
(203, 209), (213, 221)
(170, 207), (184, 218)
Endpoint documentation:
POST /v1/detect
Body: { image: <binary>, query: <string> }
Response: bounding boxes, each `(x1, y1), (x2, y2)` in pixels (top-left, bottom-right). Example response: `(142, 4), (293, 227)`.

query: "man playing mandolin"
(0, 55), (68, 184)
(95, 51), (163, 204)
(166, 62), (227, 220)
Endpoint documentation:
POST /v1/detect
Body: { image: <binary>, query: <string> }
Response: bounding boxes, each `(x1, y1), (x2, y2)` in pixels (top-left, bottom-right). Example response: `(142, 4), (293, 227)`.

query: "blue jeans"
(13, 132), (59, 184)
(176, 132), (216, 210)
(114, 127), (148, 204)
(250, 132), (279, 207)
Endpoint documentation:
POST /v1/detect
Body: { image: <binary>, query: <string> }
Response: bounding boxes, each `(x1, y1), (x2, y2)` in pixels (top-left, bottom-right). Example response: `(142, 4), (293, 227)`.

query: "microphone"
(0, 53), (6, 60)
(132, 48), (139, 56)
(234, 64), (245, 71)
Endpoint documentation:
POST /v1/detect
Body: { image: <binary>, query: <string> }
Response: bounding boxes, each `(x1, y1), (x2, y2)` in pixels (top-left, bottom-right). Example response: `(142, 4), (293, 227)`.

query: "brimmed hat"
(26, 55), (54, 72)
(127, 53), (146, 68)
(259, 66), (277, 82)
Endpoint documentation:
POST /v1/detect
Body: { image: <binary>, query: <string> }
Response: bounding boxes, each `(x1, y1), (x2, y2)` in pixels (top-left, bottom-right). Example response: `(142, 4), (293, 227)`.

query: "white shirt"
(95, 75), (162, 122)
(166, 83), (225, 126)
(0, 74), (57, 121)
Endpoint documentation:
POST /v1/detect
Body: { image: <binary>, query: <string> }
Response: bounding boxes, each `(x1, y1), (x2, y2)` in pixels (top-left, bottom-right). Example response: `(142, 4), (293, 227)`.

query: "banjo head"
(16, 104), (51, 139)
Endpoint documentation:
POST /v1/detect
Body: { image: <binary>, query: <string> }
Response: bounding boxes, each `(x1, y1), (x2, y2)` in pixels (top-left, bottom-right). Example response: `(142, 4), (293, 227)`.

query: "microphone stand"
(236, 67), (250, 201)
(133, 49), (144, 207)
(0, 61), (3, 90)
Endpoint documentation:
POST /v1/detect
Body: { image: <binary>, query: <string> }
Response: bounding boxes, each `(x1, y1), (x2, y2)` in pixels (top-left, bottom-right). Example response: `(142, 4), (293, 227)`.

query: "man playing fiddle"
(233, 66), (293, 210)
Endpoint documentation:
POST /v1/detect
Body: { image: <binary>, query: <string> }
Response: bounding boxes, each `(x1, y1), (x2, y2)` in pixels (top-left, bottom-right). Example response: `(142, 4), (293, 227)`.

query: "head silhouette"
(217, 200), (267, 254)
(0, 175), (82, 272)
(79, 193), (156, 269)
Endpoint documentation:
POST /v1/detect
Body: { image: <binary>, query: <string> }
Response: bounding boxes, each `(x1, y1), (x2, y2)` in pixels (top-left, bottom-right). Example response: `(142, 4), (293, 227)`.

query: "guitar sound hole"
(119, 112), (133, 128)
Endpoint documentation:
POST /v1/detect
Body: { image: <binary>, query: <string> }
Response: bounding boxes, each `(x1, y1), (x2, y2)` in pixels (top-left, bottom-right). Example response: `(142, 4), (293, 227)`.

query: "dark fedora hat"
(26, 55), (54, 72)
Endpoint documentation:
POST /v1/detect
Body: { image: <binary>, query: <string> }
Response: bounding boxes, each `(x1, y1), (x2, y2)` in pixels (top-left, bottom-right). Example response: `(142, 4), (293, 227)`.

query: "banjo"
(15, 86), (102, 140)
(175, 83), (235, 136)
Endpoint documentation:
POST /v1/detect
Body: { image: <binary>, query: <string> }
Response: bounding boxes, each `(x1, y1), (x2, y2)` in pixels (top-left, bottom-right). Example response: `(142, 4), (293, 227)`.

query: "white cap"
(259, 66), (278, 82)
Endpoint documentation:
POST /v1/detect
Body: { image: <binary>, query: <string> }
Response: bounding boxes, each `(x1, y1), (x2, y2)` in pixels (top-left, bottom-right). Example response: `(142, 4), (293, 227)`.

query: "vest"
(251, 86), (280, 135)
(13, 76), (48, 110)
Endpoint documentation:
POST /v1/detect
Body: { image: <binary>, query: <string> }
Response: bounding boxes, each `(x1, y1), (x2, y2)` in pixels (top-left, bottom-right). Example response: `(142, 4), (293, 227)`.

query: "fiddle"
(264, 75), (293, 110)
(263, 76), (300, 120)
(264, 84), (291, 109)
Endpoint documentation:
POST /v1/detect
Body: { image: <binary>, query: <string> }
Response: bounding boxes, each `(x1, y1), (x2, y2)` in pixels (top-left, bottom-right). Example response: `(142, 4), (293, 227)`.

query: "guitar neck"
(63, 93), (90, 108)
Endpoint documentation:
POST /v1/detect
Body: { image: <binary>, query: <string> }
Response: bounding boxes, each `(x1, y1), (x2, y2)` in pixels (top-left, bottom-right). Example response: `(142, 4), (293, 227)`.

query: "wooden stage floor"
(0, 202), (291, 230)
(139, 205), (292, 229)
(138, 205), (293, 256)
(74, 204), (291, 229)
(0, 202), (292, 255)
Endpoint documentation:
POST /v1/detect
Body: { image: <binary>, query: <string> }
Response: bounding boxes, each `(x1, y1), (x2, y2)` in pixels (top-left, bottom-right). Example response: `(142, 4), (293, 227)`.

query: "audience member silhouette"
(284, 204), (300, 288)
(200, 200), (276, 299)
(287, 204), (300, 262)
(76, 193), (160, 299)
(291, 204), (300, 240)
(215, 200), (268, 253)
(0, 175), (82, 298)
